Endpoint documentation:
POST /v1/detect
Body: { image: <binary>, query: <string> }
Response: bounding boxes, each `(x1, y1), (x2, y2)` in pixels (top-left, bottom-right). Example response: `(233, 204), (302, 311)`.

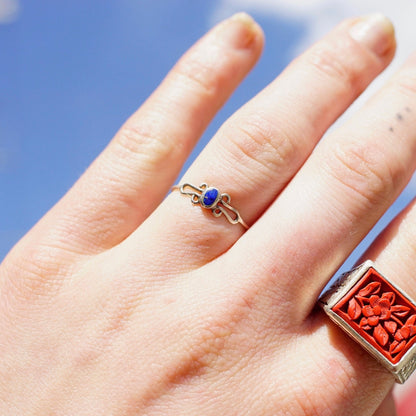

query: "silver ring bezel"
(200, 187), (221, 209)
(319, 260), (416, 384)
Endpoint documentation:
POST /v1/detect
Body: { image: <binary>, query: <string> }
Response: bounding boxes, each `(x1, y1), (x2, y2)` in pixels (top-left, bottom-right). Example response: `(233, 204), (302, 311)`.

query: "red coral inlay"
(333, 267), (416, 364)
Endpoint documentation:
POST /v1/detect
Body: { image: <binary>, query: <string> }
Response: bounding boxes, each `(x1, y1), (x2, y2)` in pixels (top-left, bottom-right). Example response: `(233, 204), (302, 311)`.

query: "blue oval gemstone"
(203, 188), (219, 207)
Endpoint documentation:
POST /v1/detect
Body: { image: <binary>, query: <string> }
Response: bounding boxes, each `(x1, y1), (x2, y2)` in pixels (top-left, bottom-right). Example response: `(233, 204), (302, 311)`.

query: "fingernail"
(216, 12), (262, 48)
(230, 12), (257, 28)
(349, 13), (395, 56)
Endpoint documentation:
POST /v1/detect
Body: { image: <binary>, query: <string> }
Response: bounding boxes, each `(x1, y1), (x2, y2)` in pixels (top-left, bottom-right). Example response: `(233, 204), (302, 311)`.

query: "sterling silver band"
(172, 183), (248, 229)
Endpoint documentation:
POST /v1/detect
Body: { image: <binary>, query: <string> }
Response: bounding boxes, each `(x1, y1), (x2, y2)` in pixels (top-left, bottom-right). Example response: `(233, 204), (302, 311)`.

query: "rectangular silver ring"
(319, 260), (416, 384)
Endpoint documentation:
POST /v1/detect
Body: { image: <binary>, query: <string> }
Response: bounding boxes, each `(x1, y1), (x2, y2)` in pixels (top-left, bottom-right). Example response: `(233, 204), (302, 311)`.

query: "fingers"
(6, 13), (263, 269)
(364, 196), (416, 304)
(233, 49), (416, 317)
(373, 390), (397, 416)
(132, 14), (396, 270)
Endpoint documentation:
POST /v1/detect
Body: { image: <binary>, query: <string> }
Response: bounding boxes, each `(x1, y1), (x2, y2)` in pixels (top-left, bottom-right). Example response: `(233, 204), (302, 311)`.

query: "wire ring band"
(319, 260), (416, 383)
(172, 183), (248, 229)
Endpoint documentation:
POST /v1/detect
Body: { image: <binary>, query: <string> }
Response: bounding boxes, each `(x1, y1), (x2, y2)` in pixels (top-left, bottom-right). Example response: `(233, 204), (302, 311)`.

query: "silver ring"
(319, 260), (416, 383)
(172, 183), (248, 229)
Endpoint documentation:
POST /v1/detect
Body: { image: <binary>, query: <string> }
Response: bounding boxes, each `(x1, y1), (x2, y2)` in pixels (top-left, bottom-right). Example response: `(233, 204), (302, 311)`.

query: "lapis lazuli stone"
(203, 188), (219, 207)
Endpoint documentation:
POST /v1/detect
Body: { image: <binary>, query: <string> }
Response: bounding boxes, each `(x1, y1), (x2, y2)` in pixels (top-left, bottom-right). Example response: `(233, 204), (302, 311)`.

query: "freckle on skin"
(406, 106), (411, 112)
(396, 113), (403, 121)
(389, 127), (394, 132)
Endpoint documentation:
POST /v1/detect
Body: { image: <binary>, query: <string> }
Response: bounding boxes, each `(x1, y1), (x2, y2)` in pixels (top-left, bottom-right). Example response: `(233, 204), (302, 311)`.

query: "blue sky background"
(1, 0), (415, 272)
(0, 0), (305, 259)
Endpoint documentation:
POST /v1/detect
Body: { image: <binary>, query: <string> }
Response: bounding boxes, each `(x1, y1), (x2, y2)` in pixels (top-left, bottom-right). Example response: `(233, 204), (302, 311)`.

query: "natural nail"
(349, 13), (395, 56)
(217, 12), (262, 48)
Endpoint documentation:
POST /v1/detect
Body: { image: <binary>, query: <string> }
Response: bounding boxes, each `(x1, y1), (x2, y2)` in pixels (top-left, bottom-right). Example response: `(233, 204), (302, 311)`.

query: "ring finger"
(132, 14), (395, 270)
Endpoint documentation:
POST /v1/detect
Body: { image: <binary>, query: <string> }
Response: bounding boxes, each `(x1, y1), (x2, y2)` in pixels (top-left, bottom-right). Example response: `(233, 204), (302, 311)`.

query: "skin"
(2, 11), (416, 415)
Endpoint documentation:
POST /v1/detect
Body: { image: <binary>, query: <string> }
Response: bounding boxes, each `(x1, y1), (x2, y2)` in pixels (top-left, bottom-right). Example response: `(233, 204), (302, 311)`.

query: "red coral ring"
(319, 261), (416, 384)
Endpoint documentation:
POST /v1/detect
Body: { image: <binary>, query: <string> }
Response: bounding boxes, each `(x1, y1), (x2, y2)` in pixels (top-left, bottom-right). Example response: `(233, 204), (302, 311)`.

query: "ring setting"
(200, 186), (221, 209)
(319, 260), (416, 383)
(172, 182), (248, 229)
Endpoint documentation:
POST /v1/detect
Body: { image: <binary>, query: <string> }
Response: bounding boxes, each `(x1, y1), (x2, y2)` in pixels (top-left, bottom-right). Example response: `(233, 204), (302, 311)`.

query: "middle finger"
(235, 51), (416, 320)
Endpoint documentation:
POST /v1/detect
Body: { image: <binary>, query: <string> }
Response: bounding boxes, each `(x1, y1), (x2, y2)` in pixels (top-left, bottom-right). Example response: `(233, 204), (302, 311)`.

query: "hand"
(1, 12), (413, 415)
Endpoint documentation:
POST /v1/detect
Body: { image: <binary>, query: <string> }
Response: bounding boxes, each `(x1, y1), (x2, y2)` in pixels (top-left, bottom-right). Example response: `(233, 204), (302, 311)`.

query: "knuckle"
(116, 119), (180, 165)
(1, 243), (67, 304)
(326, 140), (396, 206)
(181, 293), (258, 375)
(173, 53), (222, 99)
(224, 113), (297, 177)
(306, 41), (362, 97)
(189, 320), (231, 370)
(160, 318), (232, 388)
